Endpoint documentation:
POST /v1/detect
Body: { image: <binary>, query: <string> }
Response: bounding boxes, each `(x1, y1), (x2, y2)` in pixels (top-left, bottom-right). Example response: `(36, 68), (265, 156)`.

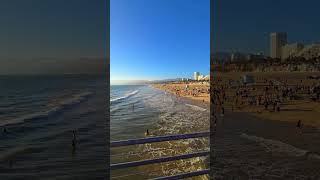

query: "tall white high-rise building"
(194, 72), (200, 80)
(270, 32), (287, 58)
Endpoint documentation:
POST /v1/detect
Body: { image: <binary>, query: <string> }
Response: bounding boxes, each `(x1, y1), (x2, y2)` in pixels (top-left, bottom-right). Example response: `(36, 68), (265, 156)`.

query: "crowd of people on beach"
(210, 75), (320, 129)
(159, 83), (210, 98)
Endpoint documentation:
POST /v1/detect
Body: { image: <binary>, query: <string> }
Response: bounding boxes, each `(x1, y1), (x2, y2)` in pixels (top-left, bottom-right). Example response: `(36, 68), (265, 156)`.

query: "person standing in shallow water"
(145, 129), (150, 136)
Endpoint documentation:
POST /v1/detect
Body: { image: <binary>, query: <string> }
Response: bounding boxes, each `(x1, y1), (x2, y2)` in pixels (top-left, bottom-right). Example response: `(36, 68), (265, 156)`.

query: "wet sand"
(211, 71), (320, 179)
(211, 109), (320, 179)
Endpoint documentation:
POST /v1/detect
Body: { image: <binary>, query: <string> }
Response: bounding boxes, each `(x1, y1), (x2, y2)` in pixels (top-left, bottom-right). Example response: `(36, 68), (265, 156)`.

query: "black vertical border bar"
(106, 0), (110, 179)
(210, 0), (214, 179)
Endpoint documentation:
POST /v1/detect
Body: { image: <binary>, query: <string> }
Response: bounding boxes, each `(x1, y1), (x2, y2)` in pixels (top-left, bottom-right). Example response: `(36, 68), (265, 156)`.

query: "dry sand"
(151, 82), (210, 104)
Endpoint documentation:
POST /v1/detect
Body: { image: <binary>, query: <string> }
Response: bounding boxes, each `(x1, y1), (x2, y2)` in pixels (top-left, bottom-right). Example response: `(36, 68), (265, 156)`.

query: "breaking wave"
(185, 104), (207, 112)
(110, 90), (139, 103)
(240, 133), (320, 160)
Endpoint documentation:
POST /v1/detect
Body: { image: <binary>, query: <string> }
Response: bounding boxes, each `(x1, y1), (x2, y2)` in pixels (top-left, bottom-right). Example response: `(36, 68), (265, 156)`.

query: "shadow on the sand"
(281, 108), (313, 112)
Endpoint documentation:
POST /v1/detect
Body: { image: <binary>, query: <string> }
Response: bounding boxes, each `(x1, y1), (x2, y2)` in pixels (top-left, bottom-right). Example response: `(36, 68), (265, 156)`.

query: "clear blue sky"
(213, 0), (320, 55)
(110, 0), (210, 81)
(0, 0), (107, 59)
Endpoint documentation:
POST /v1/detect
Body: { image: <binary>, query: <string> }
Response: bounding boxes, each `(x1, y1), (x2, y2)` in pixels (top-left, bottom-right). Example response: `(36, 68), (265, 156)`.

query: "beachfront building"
(281, 43), (304, 61)
(198, 75), (210, 81)
(193, 72), (210, 81)
(246, 53), (266, 62)
(230, 52), (246, 62)
(194, 72), (200, 80)
(270, 32), (287, 59)
(295, 43), (320, 60)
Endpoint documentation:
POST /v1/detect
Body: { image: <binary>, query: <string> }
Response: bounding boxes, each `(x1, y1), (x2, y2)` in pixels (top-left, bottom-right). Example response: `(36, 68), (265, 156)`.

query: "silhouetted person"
(72, 130), (77, 152)
(145, 129), (149, 136)
(221, 107), (225, 117)
(264, 101), (268, 110)
(296, 120), (302, 129)
(3, 126), (7, 134)
(276, 102), (280, 111)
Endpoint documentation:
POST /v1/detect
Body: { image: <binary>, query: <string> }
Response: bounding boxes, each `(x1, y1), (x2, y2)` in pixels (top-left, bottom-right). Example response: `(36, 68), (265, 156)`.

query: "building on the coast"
(230, 52), (246, 62)
(268, 32), (320, 61)
(193, 72), (210, 81)
(246, 53), (266, 62)
(194, 72), (200, 80)
(295, 43), (320, 60)
(197, 75), (209, 81)
(270, 32), (287, 59)
(281, 43), (304, 60)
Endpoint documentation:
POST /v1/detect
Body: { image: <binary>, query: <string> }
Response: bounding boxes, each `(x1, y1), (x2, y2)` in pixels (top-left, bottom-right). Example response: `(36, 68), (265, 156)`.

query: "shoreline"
(141, 84), (210, 179)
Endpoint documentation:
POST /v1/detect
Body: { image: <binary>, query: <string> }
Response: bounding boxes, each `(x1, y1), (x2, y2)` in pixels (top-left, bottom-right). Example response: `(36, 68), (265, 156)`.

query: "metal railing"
(111, 131), (210, 147)
(110, 131), (210, 179)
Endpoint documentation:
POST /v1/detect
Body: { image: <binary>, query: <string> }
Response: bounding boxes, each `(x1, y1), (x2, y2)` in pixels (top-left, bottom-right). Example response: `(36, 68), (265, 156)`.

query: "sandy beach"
(151, 71), (320, 128)
(151, 82), (210, 104)
(211, 108), (320, 179)
(210, 71), (320, 178)
(212, 71), (320, 128)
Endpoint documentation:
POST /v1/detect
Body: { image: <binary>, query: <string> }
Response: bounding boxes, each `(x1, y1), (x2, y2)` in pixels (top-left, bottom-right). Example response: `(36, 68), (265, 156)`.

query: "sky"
(213, 0), (320, 55)
(110, 0), (210, 82)
(0, 0), (107, 74)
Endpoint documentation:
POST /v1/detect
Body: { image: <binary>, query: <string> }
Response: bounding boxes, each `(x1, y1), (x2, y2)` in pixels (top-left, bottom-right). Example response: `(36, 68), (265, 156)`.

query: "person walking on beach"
(276, 101), (280, 112)
(221, 106), (225, 117)
(3, 126), (7, 134)
(296, 120), (302, 129)
(273, 101), (276, 112)
(132, 103), (135, 112)
(72, 130), (77, 152)
(264, 100), (268, 110)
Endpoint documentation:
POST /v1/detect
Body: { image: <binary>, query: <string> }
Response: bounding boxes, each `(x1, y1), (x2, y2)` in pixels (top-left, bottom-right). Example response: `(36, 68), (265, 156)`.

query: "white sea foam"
(185, 104), (207, 112)
(140, 90), (210, 177)
(240, 133), (320, 160)
(110, 90), (139, 103)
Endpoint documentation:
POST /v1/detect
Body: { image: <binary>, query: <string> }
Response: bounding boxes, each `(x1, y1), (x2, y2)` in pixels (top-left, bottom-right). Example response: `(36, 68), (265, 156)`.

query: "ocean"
(0, 75), (107, 179)
(110, 85), (210, 179)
